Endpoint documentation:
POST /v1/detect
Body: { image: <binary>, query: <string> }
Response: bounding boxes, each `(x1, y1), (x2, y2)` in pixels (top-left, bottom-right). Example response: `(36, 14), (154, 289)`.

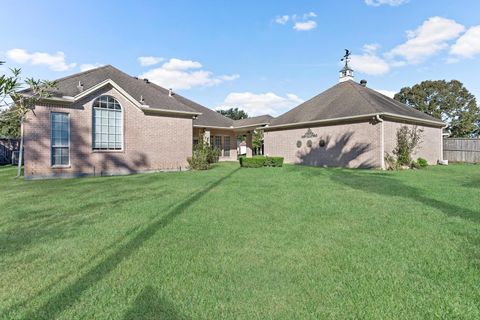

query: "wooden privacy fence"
(443, 138), (480, 163)
(0, 138), (19, 164)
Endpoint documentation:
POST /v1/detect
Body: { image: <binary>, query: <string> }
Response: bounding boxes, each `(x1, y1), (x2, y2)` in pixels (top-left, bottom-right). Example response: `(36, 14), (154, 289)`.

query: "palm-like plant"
(0, 62), (56, 177)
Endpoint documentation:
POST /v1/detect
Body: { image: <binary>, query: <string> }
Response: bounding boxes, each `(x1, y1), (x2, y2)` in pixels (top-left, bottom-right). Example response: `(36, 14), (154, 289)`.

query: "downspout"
(440, 124), (448, 163)
(376, 114), (385, 170)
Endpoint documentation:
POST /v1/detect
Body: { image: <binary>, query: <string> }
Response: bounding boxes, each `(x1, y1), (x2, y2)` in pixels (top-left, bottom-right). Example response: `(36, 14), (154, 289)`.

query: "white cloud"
(374, 89), (396, 98)
(218, 92), (304, 116)
(138, 56), (165, 67)
(80, 63), (103, 72)
(304, 12), (317, 19)
(275, 15), (289, 25)
(219, 74), (240, 81)
(162, 58), (202, 70)
(450, 25), (480, 59)
(387, 16), (465, 64)
(350, 44), (390, 75)
(139, 58), (238, 90)
(365, 0), (409, 6)
(294, 20), (317, 31)
(5, 48), (76, 71)
(274, 12), (318, 31)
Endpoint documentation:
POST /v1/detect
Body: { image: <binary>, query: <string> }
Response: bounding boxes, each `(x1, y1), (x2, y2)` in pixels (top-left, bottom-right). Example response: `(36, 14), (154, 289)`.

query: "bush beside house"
(187, 141), (220, 170)
(239, 156), (284, 168)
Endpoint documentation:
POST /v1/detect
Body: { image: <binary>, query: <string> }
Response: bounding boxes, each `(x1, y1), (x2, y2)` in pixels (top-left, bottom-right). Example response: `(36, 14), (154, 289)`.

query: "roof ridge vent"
(144, 78), (149, 83)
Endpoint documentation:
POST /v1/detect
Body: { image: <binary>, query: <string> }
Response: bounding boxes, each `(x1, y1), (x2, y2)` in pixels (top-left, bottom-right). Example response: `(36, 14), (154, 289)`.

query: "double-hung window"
(92, 96), (123, 150)
(213, 136), (222, 151)
(51, 112), (70, 166)
(223, 136), (230, 157)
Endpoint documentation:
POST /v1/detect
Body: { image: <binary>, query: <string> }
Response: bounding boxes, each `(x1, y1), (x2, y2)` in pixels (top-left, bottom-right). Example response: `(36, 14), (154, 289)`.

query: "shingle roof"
(20, 65), (202, 114)
(19, 65), (254, 127)
(269, 80), (444, 127)
(233, 115), (273, 127)
(173, 95), (234, 128)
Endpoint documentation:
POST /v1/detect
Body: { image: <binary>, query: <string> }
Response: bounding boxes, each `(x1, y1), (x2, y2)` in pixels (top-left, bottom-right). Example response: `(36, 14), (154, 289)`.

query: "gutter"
(263, 112), (445, 131)
(376, 115), (385, 170)
(140, 107), (201, 117)
(193, 122), (271, 130)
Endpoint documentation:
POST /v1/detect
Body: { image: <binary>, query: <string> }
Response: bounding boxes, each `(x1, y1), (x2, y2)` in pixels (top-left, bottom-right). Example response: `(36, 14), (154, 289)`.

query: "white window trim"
(92, 95), (124, 152)
(50, 112), (71, 168)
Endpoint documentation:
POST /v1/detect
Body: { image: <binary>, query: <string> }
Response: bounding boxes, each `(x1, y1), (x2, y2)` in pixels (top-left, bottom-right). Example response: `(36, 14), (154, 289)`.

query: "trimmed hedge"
(239, 156), (284, 168)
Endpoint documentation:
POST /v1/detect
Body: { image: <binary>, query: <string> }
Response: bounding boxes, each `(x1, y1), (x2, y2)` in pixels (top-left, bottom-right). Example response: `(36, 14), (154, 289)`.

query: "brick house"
(21, 65), (270, 179)
(20, 62), (445, 179)
(263, 61), (446, 168)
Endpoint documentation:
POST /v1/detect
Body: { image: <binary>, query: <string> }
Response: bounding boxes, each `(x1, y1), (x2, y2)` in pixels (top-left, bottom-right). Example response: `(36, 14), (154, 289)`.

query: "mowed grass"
(0, 163), (479, 319)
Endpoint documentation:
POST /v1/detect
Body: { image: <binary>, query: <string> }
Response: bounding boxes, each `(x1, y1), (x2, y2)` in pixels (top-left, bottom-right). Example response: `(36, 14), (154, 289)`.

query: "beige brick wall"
(24, 85), (193, 179)
(264, 121), (382, 168)
(383, 120), (442, 165)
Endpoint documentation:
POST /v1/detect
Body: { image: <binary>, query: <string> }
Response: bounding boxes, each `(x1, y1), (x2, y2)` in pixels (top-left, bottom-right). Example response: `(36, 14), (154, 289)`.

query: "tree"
(217, 107), (248, 120)
(0, 107), (21, 137)
(0, 61), (22, 137)
(394, 80), (480, 137)
(252, 130), (263, 155)
(0, 62), (56, 177)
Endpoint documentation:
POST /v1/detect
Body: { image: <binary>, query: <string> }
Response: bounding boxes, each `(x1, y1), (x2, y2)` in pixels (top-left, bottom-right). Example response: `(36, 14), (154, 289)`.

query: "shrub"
(393, 126), (423, 166)
(384, 153), (399, 171)
(187, 140), (220, 170)
(187, 153), (209, 170)
(410, 160), (421, 169)
(239, 156), (284, 168)
(207, 147), (220, 164)
(417, 157), (428, 168)
(265, 156), (284, 167)
(239, 156), (266, 168)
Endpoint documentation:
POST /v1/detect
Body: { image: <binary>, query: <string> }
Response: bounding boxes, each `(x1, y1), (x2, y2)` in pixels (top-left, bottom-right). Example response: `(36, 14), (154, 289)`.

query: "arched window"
(92, 96), (123, 150)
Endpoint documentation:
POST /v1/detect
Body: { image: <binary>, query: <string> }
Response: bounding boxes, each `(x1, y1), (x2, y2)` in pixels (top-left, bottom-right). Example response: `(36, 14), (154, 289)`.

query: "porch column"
(203, 129), (210, 145)
(246, 132), (253, 157)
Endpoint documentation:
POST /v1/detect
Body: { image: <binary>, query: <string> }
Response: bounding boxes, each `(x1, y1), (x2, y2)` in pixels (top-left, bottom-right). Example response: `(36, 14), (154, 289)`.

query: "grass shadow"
(329, 169), (480, 224)
(123, 286), (188, 320)
(19, 167), (240, 320)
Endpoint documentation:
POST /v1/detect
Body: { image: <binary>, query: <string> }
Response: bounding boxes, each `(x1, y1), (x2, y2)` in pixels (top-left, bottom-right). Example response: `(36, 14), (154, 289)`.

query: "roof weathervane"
(339, 49), (354, 82)
(341, 49), (351, 68)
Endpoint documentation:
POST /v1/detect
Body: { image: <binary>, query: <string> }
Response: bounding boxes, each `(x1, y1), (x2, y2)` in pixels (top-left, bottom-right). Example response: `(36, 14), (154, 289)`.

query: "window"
(223, 136), (230, 157)
(92, 96), (122, 150)
(51, 112), (70, 166)
(213, 136), (222, 151)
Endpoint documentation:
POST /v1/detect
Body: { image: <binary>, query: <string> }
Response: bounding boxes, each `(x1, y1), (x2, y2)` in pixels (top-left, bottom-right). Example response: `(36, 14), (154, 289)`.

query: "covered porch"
(193, 127), (257, 161)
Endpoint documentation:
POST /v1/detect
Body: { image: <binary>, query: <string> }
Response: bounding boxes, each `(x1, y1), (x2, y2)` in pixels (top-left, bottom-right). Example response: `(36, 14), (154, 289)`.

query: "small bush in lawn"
(239, 156), (284, 168)
(187, 140), (220, 170)
(417, 157), (428, 168)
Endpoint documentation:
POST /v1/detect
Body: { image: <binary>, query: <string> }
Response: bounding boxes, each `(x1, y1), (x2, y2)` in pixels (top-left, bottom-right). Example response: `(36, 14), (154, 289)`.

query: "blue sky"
(1, 0), (480, 116)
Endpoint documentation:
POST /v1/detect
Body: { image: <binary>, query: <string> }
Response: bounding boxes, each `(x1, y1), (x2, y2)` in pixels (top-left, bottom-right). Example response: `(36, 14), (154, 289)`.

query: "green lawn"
(0, 163), (479, 319)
